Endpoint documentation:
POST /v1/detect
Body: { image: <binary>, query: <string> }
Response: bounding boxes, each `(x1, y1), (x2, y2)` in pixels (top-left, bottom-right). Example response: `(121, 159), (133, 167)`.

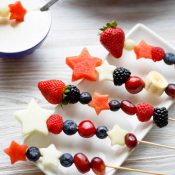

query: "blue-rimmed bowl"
(0, 0), (51, 58)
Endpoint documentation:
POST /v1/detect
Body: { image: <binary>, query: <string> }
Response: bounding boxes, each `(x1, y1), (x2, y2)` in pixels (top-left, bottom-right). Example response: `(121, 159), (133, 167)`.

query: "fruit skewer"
(43, 114), (175, 151)
(99, 21), (175, 67)
(0, 1), (27, 22)
(65, 48), (175, 97)
(14, 100), (175, 152)
(38, 80), (174, 127)
(4, 141), (167, 175)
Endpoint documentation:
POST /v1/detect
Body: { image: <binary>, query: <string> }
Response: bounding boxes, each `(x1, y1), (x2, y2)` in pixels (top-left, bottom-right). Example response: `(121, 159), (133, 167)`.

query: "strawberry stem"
(100, 20), (118, 31)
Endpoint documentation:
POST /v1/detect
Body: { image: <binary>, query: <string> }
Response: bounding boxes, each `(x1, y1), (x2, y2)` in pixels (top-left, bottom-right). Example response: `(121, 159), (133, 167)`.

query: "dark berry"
(74, 153), (90, 173)
(121, 100), (137, 115)
(165, 84), (175, 98)
(91, 157), (106, 175)
(26, 147), (41, 162)
(125, 133), (138, 149)
(109, 100), (120, 111)
(113, 67), (131, 86)
(63, 85), (80, 104)
(79, 92), (92, 104)
(96, 126), (108, 139)
(60, 153), (74, 167)
(153, 107), (168, 128)
(163, 53), (175, 65)
(63, 120), (77, 135)
(78, 120), (96, 138)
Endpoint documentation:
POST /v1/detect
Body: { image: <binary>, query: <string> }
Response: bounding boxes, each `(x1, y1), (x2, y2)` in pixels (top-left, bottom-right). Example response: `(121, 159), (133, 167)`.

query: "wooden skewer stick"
(40, 0), (59, 11)
(139, 140), (175, 150)
(168, 117), (175, 121)
(106, 165), (167, 175)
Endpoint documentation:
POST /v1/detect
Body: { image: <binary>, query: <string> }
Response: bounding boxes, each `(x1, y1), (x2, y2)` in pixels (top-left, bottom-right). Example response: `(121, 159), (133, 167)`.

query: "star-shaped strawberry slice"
(4, 141), (28, 164)
(88, 92), (110, 115)
(9, 1), (27, 22)
(66, 48), (102, 82)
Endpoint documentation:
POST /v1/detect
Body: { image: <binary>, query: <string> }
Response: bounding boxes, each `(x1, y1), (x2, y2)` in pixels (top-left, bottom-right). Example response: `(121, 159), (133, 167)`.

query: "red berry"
(78, 120), (96, 138)
(121, 100), (137, 115)
(100, 21), (125, 58)
(91, 157), (106, 175)
(151, 47), (165, 62)
(165, 84), (175, 98)
(38, 80), (66, 105)
(125, 76), (145, 94)
(46, 114), (63, 134)
(136, 103), (154, 122)
(74, 153), (90, 173)
(125, 133), (138, 149)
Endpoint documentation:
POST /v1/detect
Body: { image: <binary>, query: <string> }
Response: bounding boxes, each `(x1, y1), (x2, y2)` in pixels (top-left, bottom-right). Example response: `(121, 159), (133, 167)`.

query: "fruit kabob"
(14, 99), (175, 153)
(0, 1), (27, 22)
(65, 48), (175, 98)
(38, 80), (175, 128)
(4, 141), (166, 175)
(99, 21), (175, 66)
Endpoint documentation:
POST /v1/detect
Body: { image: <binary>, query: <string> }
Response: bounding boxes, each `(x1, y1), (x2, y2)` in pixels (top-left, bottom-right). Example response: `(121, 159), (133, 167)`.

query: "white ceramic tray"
(33, 24), (174, 175)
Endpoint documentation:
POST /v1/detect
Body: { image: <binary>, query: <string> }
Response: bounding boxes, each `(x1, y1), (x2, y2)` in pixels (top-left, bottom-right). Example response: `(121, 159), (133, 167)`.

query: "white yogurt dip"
(0, 0), (51, 53)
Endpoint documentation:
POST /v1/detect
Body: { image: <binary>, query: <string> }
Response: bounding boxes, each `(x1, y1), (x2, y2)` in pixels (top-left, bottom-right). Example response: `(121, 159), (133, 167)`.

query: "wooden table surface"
(1, 0), (175, 174)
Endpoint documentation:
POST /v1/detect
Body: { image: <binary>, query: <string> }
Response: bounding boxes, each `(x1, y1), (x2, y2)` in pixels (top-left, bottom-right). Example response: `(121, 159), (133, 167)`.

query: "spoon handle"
(40, 0), (59, 11)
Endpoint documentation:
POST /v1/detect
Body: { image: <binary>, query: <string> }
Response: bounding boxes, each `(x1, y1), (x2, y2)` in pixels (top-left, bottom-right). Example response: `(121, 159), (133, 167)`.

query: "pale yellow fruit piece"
(107, 124), (128, 146)
(124, 39), (136, 51)
(0, 6), (10, 17)
(145, 71), (168, 96)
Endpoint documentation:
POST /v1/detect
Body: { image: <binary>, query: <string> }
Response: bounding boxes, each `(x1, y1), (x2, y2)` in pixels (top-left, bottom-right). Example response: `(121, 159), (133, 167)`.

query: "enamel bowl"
(0, 0), (51, 58)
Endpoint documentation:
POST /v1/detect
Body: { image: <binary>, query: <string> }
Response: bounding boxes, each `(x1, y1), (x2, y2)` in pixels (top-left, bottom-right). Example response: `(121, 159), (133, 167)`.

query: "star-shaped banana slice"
(107, 124), (128, 146)
(96, 60), (116, 81)
(36, 144), (63, 175)
(14, 99), (53, 139)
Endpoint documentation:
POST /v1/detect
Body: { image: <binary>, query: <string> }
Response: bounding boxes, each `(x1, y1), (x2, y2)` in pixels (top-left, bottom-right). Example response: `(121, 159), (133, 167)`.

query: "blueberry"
(60, 153), (74, 167)
(96, 126), (108, 139)
(26, 147), (41, 162)
(163, 53), (175, 65)
(63, 120), (77, 135)
(79, 92), (92, 104)
(109, 100), (121, 111)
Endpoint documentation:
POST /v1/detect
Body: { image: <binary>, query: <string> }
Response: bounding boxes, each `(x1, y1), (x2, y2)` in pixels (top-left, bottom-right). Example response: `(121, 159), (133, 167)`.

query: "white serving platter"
(8, 24), (175, 175)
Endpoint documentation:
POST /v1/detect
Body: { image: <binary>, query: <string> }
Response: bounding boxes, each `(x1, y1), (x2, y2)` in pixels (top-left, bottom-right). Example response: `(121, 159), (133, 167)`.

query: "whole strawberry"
(38, 80), (66, 105)
(136, 103), (154, 122)
(100, 21), (125, 58)
(46, 114), (64, 134)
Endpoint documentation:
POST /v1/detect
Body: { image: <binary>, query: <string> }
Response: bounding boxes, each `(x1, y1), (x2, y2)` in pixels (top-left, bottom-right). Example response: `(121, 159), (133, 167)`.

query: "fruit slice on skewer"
(66, 48), (102, 82)
(4, 141), (166, 175)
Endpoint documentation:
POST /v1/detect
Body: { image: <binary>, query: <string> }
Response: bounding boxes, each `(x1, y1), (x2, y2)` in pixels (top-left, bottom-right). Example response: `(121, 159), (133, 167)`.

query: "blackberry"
(62, 85), (80, 104)
(113, 67), (131, 86)
(153, 107), (168, 128)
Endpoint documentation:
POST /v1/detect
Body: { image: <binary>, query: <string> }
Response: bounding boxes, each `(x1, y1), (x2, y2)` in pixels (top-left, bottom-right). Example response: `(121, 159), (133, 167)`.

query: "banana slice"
(145, 71), (168, 96)
(0, 6), (10, 18)
(124, 39), (136, 51)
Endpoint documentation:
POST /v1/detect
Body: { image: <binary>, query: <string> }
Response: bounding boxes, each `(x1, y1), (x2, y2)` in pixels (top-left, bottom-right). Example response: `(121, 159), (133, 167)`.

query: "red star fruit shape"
(4, 141), (28, 164)
(9, 1), (27, 22)
(88, 92), (110, 115)
(66, 48), (102, 82)
(134, 40), (153, 59)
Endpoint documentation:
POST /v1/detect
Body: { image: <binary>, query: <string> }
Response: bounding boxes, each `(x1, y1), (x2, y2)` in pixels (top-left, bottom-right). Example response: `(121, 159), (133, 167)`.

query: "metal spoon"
(40, 0), (59, 11)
